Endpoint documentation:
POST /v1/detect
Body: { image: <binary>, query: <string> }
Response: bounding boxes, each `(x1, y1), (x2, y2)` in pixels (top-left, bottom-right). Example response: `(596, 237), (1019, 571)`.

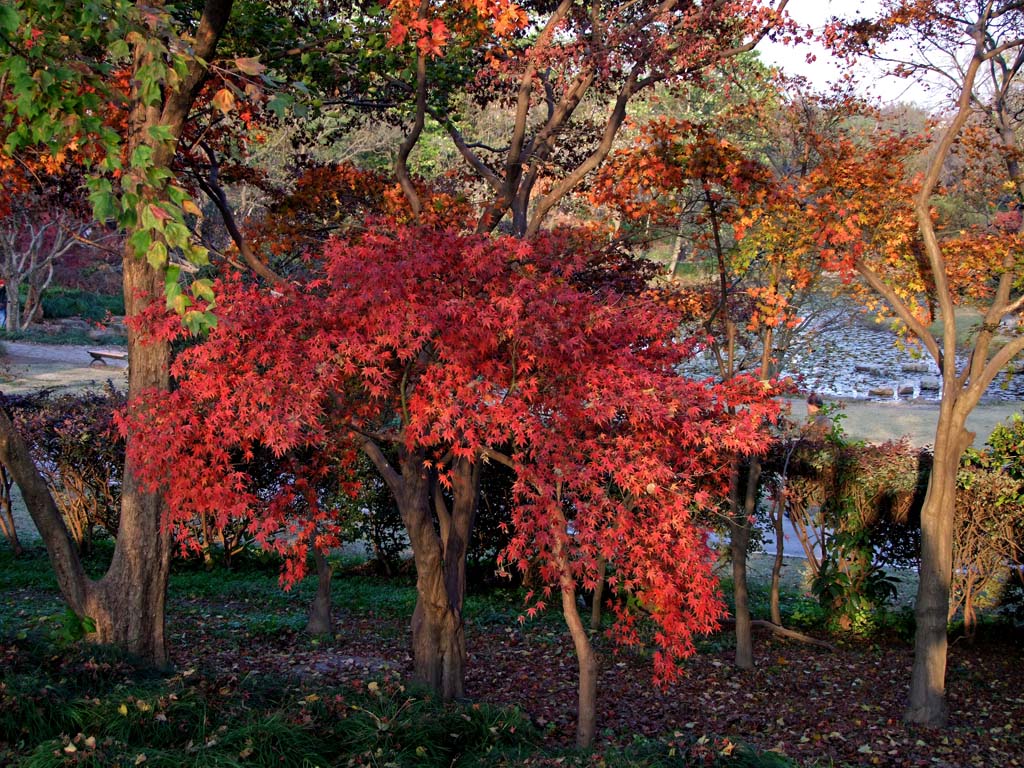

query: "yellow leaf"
(235, 56), (265, 75)
(212, 88), (235, 115)
(118, 703), (129, 716)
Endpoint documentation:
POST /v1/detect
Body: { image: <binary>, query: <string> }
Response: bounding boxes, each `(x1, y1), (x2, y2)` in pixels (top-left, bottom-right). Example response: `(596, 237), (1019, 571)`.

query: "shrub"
(40, 287), (124, 321)
(5, 388), (124, 552)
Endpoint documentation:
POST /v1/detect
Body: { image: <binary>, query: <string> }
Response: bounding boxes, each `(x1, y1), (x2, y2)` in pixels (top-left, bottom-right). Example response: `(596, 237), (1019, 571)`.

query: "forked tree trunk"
(906, 412), (971, 726)
(363, 443), (479, 700)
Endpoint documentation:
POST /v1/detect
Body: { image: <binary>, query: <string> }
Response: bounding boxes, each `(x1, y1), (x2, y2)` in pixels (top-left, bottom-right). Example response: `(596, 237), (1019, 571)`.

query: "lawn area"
(2, 542), (1022, 767)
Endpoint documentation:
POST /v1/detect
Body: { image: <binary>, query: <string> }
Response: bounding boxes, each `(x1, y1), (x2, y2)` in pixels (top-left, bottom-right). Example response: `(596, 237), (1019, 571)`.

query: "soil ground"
(0, 340), (127, 395)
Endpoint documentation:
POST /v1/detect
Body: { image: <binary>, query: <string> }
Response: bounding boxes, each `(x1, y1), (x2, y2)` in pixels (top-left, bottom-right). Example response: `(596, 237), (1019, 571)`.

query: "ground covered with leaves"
(2, 544), (1022, 767)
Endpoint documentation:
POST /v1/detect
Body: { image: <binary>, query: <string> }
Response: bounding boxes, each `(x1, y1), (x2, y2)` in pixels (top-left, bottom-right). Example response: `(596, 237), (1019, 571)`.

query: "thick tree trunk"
(305, 547), (334, 635)
(86, 251), (173, 665)
(906, 416), (970, 726)
(365, 444), (478, 701)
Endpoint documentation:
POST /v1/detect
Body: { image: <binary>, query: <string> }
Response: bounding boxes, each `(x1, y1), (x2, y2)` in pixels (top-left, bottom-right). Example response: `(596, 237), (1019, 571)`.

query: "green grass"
(0, 328), (126, 347)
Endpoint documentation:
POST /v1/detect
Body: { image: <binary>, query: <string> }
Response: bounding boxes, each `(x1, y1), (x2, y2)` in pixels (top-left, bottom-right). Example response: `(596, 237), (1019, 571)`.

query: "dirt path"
(0, 340), (127, 395)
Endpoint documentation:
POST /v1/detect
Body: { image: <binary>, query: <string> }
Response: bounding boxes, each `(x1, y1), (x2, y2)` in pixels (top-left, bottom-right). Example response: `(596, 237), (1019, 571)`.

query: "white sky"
(756, 0), (946, 110)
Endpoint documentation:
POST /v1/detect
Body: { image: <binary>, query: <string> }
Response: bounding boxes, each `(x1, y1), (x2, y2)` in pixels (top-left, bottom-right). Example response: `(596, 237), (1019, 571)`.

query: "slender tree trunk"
(305, 547), (334, 635)
(770, 494), (785, 626)
(0, 465), (23, 556)
(729, 457), (760, 669)
(548, 498), (599, 749)
(562, 580), (598, 748)
(590, 557), (607, 632)
(729, 517), (753, 669)
(906, 413), (971, 726)
(6, 276), (21, 332)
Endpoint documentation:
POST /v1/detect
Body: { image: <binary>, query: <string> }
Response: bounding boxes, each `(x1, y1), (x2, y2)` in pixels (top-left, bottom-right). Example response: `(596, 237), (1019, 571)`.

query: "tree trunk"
(6, 275), (20, 332)
(590, 557), (607, 632)
(770, 497), (785, 626)
(305, 547), (334, 636)
(365, 445), (478, 701)
(730, 518), (753, 669)
(905, 415), (970, 726)
(728, 457), (760, 670)
(80, 252), (173, 665)
(559, 554), (599, 748)
(0, 465), (23, 556)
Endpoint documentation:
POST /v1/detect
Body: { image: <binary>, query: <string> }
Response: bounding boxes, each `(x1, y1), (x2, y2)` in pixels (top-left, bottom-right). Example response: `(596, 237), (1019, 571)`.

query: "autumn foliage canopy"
(126, 220), (777, 680)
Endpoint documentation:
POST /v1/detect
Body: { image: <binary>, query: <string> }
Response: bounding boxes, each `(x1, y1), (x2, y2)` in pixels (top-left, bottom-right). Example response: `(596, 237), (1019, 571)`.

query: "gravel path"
(0, 340), (127, 395)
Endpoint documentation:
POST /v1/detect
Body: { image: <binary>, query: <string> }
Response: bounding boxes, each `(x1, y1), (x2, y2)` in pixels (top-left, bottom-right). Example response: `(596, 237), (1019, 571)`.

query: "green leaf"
(108, 39), (130, 60)
(0, 5), (18, 35)
(148, 240), (168, 267)
(128, 229), (152, 257)
(191, 278), (215, 304)
(164, 221), (190, 249)
(267, 92), (293, 118)
(165, 263), (181, 287)
(147, 124), (175, 143)
(130, 144), (153, 169)
(88, 179), (117, 221)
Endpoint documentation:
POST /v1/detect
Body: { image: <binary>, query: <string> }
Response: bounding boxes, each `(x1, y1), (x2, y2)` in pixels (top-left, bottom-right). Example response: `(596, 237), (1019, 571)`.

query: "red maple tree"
(126, 219), (777, 744)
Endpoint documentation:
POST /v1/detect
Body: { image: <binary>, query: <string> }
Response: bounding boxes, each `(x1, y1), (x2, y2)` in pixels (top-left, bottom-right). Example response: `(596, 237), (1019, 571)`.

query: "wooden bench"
(87, 350), (128, 366)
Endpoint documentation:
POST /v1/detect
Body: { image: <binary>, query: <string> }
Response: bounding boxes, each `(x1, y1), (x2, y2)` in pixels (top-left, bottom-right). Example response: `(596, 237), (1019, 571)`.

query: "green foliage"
(49, 607), (97, 646)
(40, 288), (125, 321)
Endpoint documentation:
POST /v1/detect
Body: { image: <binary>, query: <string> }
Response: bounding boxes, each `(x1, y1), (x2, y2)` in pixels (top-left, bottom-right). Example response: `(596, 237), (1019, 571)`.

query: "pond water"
(686, 297), (1024, 403)
(783, 306), (1023, 403)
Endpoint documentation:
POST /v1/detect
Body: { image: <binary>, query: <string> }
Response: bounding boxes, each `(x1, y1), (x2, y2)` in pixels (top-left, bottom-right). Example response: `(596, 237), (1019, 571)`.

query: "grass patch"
(0, 328), (126, 347)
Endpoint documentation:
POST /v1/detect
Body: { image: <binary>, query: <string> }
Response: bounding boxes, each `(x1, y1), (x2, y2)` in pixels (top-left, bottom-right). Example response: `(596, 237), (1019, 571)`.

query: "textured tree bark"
(906, 415), (969, 726)
(305, 547), (334, 636)
(364, 442), (478, 700)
